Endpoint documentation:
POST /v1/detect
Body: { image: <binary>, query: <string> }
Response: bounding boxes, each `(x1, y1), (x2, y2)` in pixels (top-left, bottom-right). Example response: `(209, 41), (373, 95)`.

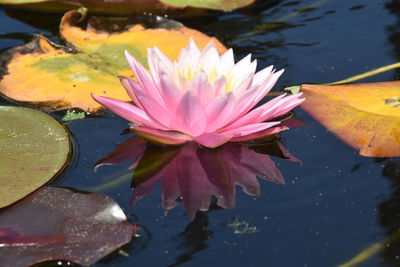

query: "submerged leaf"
(0, 0), (255, 15)
(0, 9), (226, 112)
(300, 82), (400, 157)
(0, 186), (135, 266)
(0, 106), (70, 208)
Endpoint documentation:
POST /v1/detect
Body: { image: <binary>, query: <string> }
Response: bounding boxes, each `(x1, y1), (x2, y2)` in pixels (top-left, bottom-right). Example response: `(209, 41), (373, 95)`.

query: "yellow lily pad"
(0, 106), (70, 208)
(0, 0), (255, 15)
(0, 9), (226, 112)
(300, 82), (400, 157)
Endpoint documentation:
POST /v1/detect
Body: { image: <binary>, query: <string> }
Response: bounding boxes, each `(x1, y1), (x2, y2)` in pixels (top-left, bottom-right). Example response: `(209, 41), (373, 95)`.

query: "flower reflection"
(96, 137), (299, 220)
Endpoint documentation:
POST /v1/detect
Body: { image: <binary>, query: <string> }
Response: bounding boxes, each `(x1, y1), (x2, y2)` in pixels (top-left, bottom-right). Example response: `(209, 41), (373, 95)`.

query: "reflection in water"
(377, 1), (400, 265)
(96, 136), (299, 220)
(4, 9), (61, 35)
(378, 159), (400, 265)
(169, 212), (213, 267)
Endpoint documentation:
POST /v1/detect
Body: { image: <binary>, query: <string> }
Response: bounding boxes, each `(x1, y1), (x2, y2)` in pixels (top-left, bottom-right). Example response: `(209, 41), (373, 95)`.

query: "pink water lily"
(93, 39), (304, 148)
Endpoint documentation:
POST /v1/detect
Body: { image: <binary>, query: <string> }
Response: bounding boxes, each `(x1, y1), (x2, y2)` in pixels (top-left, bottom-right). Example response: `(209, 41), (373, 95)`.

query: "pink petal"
(251, 65), (274, 88)
(218, 48), (234, 73)
(125, 50), (164, 105)
(198, 41), (220, 75)
(224, 71), (285, 127)
(230, 126), (287, 142)
(178, 38), (201, 71)
(260, 93), (304, 121)
(205, 92), (235, 132)
(152, 47), (174, 74)
(92, 94), (166, 130)
(231, 68), (254, 95)
(195, 133), (232, 148)
(147, 48), (160, 84)
(131, 126), (192, 145)
(159, 72), (183, 112)
(243, 93), (304, 125)
(219, 122), (281, 138)
(147, 47), (175, 85)
(222, 94), (288, 131)
(175, 91), (207, 137)
(252, 69), (284, 104)
(222, 86), (262, 125)
(119, 76), (143, 108)
(233, 54), (252, 71)
(211, 76), (227, 98)
(189, 71), (213, 107)
(230, 59), (257, 93)
(127, 79), (175, 128)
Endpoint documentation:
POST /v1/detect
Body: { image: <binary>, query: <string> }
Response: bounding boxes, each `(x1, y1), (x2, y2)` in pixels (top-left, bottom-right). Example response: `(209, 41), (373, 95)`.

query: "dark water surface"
(1, 0), (400, 266)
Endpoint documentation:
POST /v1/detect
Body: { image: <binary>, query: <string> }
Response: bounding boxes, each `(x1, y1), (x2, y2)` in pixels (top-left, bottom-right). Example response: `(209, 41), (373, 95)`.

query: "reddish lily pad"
(0, 186), (135, 266)
(300, 82), (400, 157)
(0, 0), (256, 15)
(0, 9), (226, 112)
(0, 106), (70, 208)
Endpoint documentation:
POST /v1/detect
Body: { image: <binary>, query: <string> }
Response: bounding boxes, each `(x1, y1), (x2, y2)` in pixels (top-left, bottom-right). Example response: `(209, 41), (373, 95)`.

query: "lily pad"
(300, 81), (400, 157)
(0, 106), (70, 208)
(0, 9), (226, 112)
(0, 0), (255, 15)
(0, 186), (135, 266)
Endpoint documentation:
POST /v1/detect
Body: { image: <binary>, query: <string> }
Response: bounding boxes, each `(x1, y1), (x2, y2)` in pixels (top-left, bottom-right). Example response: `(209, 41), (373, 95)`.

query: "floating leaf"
(0, 186), (135, 266)
(0, 0), (255, 15)
(0, 9), (226, 112)
(300, 82), (400, 157)
(0, 106), (70, 208)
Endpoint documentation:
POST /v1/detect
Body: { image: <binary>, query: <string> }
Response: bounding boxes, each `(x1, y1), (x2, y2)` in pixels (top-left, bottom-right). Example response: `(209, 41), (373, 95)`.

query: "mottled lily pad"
(0, 0), (256, 15)
(0, 186), (135, 266)
(300, 81), (400, 157)
(0, 9), (226, 112)
(0, 106), (70, 208)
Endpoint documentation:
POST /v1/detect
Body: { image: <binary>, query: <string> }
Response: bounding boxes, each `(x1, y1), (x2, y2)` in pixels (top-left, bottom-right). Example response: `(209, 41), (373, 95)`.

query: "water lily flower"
(93, 39), (304, 148)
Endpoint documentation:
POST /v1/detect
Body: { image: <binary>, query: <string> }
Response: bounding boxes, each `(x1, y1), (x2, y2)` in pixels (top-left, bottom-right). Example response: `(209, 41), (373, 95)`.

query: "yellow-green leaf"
(300, 82), (400, 157)
(0, 0), (255, 15)
(0, 9), (227, 112)
(0, 106), (70, 207)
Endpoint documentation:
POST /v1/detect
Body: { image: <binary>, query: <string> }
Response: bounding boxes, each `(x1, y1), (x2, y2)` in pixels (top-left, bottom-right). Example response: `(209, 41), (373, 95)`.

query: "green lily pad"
(0, 106), (70, 208)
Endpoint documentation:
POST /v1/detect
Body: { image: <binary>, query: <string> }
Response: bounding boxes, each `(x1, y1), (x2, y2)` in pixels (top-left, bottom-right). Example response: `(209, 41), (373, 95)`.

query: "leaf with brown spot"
(0, 9), (227, 112)
(0, 186), (135, 266)
(0, 0), (256, 15)
(0, 106), (70, 208)
(300, 81), (400, 157)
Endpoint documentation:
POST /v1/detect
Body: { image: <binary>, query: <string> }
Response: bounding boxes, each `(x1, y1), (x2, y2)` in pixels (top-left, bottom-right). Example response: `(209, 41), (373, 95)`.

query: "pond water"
(1, 0), (400, 266)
